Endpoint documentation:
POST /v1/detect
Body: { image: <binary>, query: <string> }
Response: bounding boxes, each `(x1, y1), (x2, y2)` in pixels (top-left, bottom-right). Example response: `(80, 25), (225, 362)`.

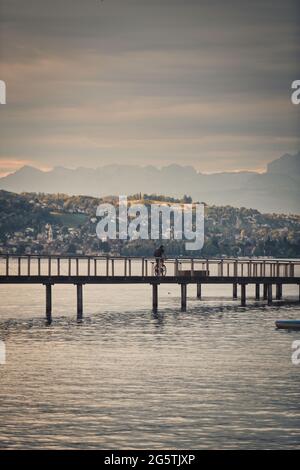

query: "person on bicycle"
(154, 245), (165, 275)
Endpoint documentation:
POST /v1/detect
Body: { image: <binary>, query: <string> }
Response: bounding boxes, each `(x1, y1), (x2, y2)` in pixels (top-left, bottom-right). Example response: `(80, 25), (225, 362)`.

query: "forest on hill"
(0, 190), (299, 257)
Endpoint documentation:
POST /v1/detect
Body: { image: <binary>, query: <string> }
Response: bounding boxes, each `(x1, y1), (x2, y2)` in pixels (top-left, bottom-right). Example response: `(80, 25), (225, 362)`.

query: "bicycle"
(154, 259), (167, 277)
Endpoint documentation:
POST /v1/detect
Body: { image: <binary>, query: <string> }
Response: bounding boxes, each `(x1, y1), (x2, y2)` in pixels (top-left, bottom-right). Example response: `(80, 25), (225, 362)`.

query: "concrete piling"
(241, 284), (246, 306)
(181, 284), (187, 311)
(77, 284), (83, 320)
(263, 284), (268, 300)
(46, 284), (52, 322)
(233, 283), (238, 299)
(276, 284), (282, 300)
(255, 283), (260, 301)
(152, 283), (158, 313)
(267, 284), (273, 305)
(197, 283), (202, 299)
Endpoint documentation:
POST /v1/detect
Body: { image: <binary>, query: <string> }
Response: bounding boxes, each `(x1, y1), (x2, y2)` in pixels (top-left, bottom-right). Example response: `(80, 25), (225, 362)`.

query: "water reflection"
(0, 284), (300, 449)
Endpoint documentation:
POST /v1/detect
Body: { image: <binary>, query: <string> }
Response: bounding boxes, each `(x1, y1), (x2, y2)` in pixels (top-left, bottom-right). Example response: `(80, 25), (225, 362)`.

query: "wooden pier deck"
(0, 255), (299, 319)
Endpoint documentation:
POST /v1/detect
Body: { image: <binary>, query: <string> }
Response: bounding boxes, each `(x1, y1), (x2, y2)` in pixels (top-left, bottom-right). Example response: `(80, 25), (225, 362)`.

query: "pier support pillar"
(45, 284), (52, 322)
(241, 284), (246, 307)
(267, 285), (273, 305)
(233, 283), (238, 300)
(152, 284), (158, 313)
(196, 283), (202, 299)
(181, 284), (187, 312)
(276, 284), (282, 300)
(263, 284), (268, 300)
(77, 284), (83, 320)
(255, 283), (260, 301)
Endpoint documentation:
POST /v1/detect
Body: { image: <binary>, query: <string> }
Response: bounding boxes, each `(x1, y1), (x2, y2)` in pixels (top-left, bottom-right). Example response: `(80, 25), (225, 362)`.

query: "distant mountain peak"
(267, 151), (300, 175)
(0, 152), (299, 213)
(16, 165), (43, 174)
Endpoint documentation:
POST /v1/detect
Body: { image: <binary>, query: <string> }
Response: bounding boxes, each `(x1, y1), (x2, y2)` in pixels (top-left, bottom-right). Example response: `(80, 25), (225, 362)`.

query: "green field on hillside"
(50, 211), (88, 227)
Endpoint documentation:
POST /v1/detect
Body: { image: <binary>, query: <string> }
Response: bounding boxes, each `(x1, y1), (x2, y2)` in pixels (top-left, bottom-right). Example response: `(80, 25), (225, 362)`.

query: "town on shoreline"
(1, 190), (299, 258)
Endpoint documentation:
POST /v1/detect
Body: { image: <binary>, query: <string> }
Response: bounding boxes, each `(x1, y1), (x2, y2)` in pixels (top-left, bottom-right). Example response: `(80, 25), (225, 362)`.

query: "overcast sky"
(0, 0), (299, 176)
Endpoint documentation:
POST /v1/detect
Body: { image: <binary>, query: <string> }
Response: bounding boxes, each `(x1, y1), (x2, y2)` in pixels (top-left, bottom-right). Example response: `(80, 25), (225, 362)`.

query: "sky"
(0, 0), (299, 176)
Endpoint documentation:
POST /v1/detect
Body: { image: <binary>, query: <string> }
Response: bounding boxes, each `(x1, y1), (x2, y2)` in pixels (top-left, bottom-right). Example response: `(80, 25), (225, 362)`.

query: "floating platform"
(275, 320), (300, 330)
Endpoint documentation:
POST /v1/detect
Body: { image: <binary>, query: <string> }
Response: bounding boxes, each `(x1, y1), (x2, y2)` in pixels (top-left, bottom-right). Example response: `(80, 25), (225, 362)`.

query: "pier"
(0, 255), (299, 320)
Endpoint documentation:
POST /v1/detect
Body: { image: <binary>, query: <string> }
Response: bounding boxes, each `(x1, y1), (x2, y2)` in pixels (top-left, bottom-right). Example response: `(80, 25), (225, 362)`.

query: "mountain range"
(0, 152), (299, 214)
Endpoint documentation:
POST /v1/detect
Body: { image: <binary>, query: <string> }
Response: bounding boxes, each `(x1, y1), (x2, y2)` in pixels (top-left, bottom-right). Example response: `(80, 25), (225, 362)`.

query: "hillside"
(0, 191), (299, 258)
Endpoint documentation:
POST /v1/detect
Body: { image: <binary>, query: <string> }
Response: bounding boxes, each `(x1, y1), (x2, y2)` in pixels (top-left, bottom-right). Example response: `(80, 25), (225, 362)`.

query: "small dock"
(0, 255), (299, 320)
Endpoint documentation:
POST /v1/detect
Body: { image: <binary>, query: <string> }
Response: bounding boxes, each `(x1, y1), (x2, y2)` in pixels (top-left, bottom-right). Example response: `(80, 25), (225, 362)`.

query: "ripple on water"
(0, 283), (300, 449)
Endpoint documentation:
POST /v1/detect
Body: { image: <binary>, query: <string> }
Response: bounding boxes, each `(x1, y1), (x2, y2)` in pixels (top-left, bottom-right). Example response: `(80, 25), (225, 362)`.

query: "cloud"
(0, 0), (299, 173)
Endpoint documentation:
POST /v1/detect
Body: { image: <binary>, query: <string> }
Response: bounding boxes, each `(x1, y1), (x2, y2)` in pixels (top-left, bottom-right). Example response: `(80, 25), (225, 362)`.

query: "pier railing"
(0, 254), (299, 278)
(0, 255), (299, 317)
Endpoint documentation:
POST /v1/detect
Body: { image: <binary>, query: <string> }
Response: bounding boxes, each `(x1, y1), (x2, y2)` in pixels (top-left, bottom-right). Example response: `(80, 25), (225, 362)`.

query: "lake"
(0, 283), (299, 449)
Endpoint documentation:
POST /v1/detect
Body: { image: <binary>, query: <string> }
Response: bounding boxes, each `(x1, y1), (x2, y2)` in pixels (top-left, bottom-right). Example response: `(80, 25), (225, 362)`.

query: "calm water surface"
(0, 283), (299, 449)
